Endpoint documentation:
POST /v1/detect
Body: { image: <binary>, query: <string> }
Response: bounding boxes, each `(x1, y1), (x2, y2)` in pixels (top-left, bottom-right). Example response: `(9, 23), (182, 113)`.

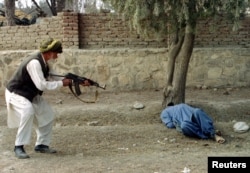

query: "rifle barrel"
(49, 73), (65, 78)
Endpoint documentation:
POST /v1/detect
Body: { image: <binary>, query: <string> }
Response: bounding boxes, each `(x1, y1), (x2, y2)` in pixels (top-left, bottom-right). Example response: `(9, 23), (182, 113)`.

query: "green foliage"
(103, 0), (249, 37)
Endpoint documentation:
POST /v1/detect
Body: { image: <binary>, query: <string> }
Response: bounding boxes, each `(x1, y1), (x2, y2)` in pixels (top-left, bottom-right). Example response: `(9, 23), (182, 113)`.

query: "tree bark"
(46, 0), (57, 16)
(4, 0), (16, 26)
(31, 0), (47, 17)
(162, 28), (184, 108)
(56, 0), (65, 12)
(162, 24), (195, 109)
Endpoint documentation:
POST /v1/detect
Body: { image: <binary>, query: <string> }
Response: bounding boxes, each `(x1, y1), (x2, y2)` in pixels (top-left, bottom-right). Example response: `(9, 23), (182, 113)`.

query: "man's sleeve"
(26, 59), (63, 91)
(160, 109), (175, 128)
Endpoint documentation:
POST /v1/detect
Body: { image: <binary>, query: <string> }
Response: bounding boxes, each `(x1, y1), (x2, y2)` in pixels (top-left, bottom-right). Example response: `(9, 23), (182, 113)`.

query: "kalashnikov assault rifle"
(50, 73), (106, 103)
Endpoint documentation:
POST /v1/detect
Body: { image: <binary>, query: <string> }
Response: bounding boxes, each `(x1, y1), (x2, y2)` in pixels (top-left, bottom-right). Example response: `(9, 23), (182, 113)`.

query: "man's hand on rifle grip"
(81, 80), (91, 86)
(62, 78), (72, 86)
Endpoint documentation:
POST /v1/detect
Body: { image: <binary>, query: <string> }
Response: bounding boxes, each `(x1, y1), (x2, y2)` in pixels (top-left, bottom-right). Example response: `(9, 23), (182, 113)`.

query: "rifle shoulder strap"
(68, 83), (98, 103)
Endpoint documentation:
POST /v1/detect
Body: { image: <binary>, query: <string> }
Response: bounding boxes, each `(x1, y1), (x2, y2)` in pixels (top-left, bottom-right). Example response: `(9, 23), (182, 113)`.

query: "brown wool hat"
(39, 38), (63, 53)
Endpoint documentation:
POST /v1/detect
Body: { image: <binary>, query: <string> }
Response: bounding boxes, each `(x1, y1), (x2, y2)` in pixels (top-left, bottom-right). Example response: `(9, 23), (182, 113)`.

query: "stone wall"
(1, 48), (249, 92)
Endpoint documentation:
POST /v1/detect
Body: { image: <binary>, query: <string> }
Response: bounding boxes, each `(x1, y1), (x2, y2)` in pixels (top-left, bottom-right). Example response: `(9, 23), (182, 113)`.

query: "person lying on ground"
(160, 103), (225, 144)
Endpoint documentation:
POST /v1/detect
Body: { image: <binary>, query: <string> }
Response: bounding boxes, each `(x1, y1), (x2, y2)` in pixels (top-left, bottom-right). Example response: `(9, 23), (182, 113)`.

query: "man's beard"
(47, 58), (57, 69)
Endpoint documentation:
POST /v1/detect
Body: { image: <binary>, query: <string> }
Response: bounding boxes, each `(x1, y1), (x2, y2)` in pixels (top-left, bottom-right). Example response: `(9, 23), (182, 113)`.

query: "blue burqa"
(160, 103), (215, 139)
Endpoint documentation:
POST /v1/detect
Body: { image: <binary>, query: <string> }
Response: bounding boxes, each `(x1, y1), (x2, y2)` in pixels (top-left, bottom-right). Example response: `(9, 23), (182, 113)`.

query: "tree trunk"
(73, 0), (79, 12)
(4, 0), (16, 26)
(46, 0), (57, 16)
(56, 0), (65, 12)
(162, 28), (184, 108)
(80, 0), (86, 13)
(31, 0), (47, 17)
(162, 24), (195, 109)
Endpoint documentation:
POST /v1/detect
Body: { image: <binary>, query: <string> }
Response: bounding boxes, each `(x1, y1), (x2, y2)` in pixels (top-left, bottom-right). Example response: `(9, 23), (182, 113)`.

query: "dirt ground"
(0, 87), (250, 173)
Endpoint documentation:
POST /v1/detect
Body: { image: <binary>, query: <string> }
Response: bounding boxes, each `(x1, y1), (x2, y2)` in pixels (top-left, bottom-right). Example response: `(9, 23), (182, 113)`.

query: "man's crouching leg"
(35, 121), (57, 154)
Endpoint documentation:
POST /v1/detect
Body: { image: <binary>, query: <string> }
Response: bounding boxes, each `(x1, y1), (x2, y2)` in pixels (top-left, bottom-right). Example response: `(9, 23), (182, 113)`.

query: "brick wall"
(0, 12), (79, 51)
(78, 13), (168, 48)
(62, 11), (79, 48)
(0, 14), (63, 50)
(195, 17), (250, 48)
(1, 11), (250, 50)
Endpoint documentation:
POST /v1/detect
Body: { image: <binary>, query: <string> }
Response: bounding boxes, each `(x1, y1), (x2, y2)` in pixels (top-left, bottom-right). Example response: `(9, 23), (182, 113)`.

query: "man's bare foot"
(214, 134), (225, 144)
